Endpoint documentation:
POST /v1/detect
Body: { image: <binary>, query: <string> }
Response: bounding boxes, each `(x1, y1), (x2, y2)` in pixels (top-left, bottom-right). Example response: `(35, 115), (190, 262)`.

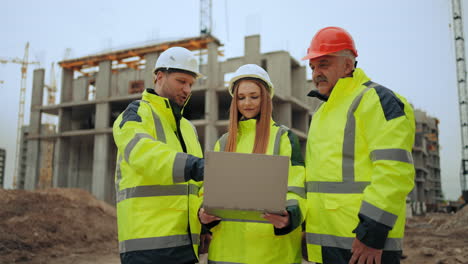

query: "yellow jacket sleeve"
(354, 87), (415, 248)
(113, 101), (204, 187)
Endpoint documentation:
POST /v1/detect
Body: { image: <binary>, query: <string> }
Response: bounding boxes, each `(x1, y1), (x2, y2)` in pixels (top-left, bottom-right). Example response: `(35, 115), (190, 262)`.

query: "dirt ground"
(0, 188), (119, 264)
(402, 206), (468, 264)
(1, 188), (467, 264)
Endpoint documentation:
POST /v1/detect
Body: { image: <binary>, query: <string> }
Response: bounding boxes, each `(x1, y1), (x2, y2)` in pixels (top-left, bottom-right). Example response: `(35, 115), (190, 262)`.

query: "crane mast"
(451, 0), (468, 198)
(0, 42), (39, 188)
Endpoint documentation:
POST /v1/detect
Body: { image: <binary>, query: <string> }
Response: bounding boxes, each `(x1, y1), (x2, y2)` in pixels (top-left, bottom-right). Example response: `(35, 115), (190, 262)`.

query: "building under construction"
(410, 109), (442, 214)
(24, 35), (318, 204)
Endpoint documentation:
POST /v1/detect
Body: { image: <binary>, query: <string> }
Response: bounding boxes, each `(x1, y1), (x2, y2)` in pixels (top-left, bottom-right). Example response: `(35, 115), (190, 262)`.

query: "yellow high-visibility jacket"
(206, 119), (306, 264)
(305, 68), (415, 264)
(113, 89), (204, 263)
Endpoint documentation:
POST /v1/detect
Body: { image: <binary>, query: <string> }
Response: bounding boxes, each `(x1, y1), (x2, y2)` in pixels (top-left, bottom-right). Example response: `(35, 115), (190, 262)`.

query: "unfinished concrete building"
(17, 124), (56, 190)
(410, 109), (442, 214)
(0, 148), (5, 188)
(25, 35), (317, 204)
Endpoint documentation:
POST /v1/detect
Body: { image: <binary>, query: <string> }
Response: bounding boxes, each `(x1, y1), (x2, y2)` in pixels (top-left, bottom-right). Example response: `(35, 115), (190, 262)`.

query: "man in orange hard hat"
(303, 27), (416, 264)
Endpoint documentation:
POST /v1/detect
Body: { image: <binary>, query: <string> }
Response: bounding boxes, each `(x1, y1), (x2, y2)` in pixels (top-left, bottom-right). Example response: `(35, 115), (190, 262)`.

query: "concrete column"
(95, 103), (110, 129)
(67, 138), (79, 188)
(292, 65), (307, 100)
(106, 141), (117, 204)
(53, 108), (71, 187)
(93, 134), (111, 201)
(24, 69), (44, 190)
(55, 138), (71, 187)
(73, 76), (88, 101)
(244, 35), (261, 65)
(60, 68), (73, 103)
(92, 60), (112, 201)
(145, 52), (159, 89)
(268, 52), (291, 97)
(30, 69), (45, 114)
(204, 41), (220, 151)
(96, 61), (111, 99)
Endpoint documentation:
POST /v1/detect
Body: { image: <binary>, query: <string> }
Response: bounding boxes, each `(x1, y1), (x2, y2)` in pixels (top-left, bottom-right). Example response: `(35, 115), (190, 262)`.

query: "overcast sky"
(0, 0), (465, 200)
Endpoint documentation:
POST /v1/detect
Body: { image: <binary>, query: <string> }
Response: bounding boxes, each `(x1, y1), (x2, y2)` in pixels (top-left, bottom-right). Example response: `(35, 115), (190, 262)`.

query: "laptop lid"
(203, 151), (289, 221)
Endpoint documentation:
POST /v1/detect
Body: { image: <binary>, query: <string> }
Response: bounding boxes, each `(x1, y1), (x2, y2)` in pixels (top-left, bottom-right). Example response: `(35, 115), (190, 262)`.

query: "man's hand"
(262, 210), (290, 228)
(199, 233), (212, 254)
(349, 238), (383, 264)
(198, 208), (221, 224)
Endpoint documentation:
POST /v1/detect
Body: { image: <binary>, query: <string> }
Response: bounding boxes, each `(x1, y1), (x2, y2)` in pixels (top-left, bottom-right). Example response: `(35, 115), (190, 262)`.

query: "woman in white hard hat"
(199, 64), (305, 264)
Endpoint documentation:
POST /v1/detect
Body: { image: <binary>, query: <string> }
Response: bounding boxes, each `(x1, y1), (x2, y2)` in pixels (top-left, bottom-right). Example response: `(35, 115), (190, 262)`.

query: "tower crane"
(44, 62), (56, 106)
(451, 0), (468, 201)
(200, 0), (212, 36)
(0, 42), (39, 188)
(199, 0), (212, 68)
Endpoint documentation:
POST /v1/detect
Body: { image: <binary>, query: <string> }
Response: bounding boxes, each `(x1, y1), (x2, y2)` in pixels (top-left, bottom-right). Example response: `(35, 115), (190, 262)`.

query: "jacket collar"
(238, 118), (274, 132)
(307, 90), (329, 101)
(142, 88), (185, 130)
(330, 68), (369, 99)
(238, 118), (257, 131)
(306, 68), (370, 102)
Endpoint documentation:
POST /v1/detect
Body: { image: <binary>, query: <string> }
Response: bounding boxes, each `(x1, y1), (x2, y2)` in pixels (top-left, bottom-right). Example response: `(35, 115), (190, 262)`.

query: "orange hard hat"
(302, 26), (358, 61)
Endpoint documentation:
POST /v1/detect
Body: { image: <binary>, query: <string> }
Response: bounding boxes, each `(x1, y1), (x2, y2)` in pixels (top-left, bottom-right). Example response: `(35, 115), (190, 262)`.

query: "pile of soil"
(403, 206), (468, 264)
(438, 205), (468, 232)
(0, 188), (118, 264)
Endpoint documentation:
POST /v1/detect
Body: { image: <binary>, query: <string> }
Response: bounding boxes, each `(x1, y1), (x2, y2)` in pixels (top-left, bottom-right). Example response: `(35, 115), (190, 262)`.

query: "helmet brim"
(302, 49), (358, 61)
(228, 75), (274, 98)
(154, 67), (204, 79)
(301, 51), (333, 61)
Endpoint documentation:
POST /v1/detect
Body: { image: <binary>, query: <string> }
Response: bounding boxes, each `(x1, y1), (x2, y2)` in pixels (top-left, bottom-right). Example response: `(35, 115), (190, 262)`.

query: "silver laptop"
(203, 151), (289, 221)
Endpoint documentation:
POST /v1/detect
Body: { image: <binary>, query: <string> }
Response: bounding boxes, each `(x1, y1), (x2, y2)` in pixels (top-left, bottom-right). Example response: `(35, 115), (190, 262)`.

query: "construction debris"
(402, 206), (468, 264)
(437, 205), (468, 231)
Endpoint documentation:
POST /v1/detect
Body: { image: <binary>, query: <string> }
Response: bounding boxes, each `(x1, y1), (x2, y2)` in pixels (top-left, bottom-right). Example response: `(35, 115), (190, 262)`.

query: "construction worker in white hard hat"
(113, 47), (205, 264)
(198, 64), (306, 264)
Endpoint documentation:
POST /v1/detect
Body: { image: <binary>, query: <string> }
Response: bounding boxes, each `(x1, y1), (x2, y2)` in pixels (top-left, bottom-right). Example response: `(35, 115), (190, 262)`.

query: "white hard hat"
(154, 47), (203, 78)
(228, 64), (274, 98)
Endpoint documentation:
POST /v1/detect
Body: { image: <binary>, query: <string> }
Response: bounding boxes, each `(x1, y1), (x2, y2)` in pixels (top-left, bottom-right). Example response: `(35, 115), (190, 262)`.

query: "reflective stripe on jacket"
(207, 119), (305, 264)
(113, 89), (203, 261)
(305, 68), (415, 264)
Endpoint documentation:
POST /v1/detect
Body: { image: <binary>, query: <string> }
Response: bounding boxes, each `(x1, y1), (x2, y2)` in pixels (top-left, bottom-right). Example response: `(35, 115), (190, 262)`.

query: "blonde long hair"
(225, 79), (272, 154)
